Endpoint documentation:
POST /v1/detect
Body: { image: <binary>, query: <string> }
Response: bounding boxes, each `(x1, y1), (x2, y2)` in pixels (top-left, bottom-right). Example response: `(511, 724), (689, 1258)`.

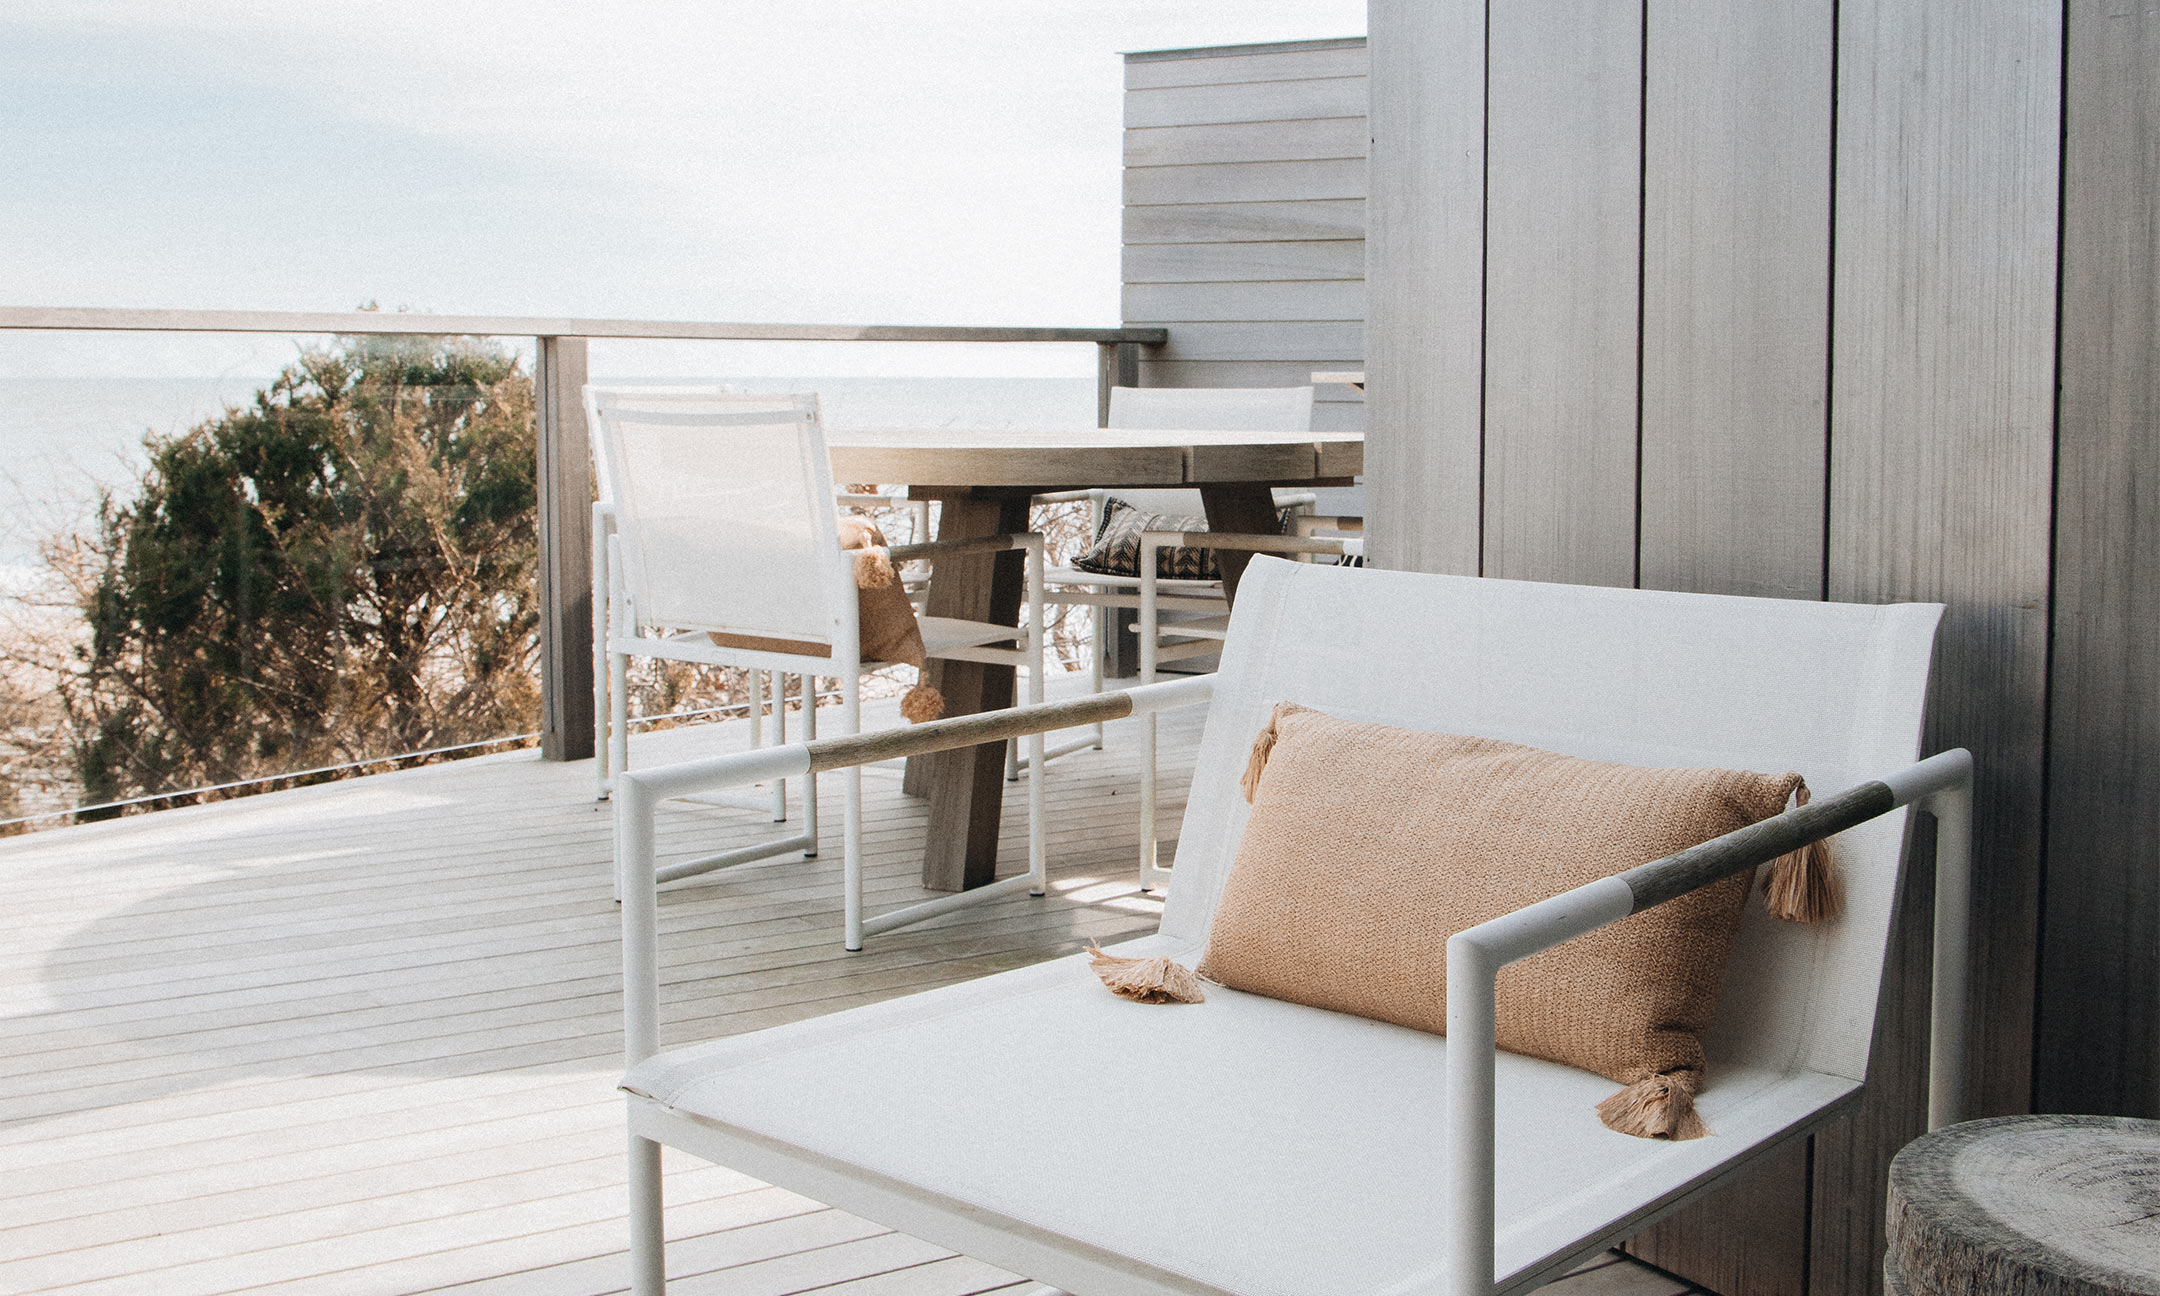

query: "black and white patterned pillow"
(1070, 497), (1220, 580)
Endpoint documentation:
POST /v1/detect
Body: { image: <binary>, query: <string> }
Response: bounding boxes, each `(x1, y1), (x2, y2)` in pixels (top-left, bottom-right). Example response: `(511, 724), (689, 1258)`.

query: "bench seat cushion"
(623, 934), (1858, 1296)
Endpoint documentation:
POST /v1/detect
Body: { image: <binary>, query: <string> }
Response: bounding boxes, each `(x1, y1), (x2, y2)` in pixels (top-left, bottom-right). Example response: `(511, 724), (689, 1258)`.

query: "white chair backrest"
(584, 386), (853, 648)
(1163, 560), (1942, 1087)
(1106, 386), (1316, 517)
(590, 383), (742, 506)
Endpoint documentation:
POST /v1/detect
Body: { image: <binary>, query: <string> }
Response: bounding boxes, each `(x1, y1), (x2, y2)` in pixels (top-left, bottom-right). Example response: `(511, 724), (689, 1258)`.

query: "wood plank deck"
(0, 681), (1692, 1296)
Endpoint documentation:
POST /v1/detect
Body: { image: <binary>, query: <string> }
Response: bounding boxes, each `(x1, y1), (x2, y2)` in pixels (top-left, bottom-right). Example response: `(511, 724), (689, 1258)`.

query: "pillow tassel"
(1596, 1072), (1710, 1141)
(1087, 946), (1206, 1003)
(1240, 702), (1309, 803)
(854, 547), (897, 590)
(901, 681), (944, 723)
(1763, 777), (1844, 924)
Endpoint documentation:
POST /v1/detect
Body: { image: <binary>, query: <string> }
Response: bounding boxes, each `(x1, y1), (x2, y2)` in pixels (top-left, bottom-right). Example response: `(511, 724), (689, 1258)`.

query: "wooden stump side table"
(1887, 1115), (2160, 1296)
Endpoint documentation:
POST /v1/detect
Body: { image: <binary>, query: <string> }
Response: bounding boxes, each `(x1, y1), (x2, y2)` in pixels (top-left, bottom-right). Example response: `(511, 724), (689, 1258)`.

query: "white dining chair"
(586, 386), (1048, 950)
(595, 480), (931, 806)
(1019, 385), (1318, 780)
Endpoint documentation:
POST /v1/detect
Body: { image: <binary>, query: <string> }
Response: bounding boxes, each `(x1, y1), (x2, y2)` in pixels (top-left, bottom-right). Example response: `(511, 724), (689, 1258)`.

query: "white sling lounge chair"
(615, 559), (1971, 1296)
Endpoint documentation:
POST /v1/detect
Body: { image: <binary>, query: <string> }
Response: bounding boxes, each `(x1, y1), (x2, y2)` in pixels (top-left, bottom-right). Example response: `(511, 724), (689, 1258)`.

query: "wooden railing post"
(535, 336), (595, 761)
(1096, 340), (1142, 425)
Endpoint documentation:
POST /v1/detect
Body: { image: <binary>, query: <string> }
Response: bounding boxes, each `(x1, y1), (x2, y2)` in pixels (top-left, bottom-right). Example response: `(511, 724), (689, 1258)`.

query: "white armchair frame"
(617, 679), (1973, 1296)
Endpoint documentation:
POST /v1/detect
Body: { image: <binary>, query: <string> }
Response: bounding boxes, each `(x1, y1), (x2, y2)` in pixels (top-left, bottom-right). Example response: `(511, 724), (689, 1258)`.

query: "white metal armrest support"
(1440, 748), (1975, 1296)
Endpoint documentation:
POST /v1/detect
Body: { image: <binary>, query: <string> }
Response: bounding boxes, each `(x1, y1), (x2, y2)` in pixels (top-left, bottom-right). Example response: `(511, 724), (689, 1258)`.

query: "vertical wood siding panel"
(1364, 0), (1483, 574)
(1626, 4), (1832, 1287)
(1637, 0), (1832, 602)
(1480, 0), (1641, 586)
(2043, 0), (2160, 1119)
(1822, 2), (2061, 1294)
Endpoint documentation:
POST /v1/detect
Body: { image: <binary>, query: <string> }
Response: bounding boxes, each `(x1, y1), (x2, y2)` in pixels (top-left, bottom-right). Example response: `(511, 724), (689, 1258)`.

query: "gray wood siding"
(1361, 2), (2072, 1295)
(1365, 0), (1483, 575)
(1825, 0), (2057, 1128)
(1479, 0), (1642, 587)
(1626, 4), (1833, 1280)
(1635, 0), (1832, 604)
(2042, 0), (2160, 1119)
(1122, 39), (1367, 437)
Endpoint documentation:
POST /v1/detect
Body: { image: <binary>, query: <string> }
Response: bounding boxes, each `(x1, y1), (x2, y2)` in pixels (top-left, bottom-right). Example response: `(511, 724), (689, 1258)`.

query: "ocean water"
(0, 373), (1099, 577)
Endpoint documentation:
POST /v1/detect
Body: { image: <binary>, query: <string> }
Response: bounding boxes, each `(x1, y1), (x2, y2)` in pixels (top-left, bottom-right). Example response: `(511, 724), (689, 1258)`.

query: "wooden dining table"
(826, 425), (1364, 893)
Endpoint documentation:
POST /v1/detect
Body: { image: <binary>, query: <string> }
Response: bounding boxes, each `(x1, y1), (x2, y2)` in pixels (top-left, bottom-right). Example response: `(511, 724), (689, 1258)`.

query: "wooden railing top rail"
(0, 306), (1167, 346)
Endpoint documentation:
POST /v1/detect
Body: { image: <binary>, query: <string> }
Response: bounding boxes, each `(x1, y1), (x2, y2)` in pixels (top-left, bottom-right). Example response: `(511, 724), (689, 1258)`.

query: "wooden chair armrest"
(1142, 529), (1358, 559)
(1290, 513), (1364, 537)
(888, 533), (1038, 564)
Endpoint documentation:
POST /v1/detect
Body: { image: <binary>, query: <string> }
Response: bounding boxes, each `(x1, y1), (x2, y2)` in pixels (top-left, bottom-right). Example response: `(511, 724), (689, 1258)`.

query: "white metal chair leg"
(801, 673), (819, 858)
(610, 651), (632, 901)
(1005, 735), (1020, 782)
(1026, 535), (1047, 896)
(1090, 603), (1106, 750)
(1924, 754), (1975, 1130)
(1139, 540), (1161, 891)
(594, 503), (614, 800)
(842, 684), (864, 952)
(628, 1131), (666, 1295)
(771, 672), (788, 822)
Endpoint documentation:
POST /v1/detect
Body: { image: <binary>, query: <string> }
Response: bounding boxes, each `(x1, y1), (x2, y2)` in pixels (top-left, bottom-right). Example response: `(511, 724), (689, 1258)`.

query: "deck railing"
(0, 306), (1166, 764)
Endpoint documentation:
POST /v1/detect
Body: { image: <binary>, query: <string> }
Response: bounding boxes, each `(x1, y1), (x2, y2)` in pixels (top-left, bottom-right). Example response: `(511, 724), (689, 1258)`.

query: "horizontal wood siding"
(1124, 159), (1367, 205)
(1123, 40), (1367, 439)
(1124, 200), (1365, 245)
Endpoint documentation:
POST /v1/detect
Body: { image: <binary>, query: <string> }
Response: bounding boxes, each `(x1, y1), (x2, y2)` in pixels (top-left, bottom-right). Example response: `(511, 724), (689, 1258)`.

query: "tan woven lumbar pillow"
(709, 516), (942, 721)
(1197, 702), (1838, 1141)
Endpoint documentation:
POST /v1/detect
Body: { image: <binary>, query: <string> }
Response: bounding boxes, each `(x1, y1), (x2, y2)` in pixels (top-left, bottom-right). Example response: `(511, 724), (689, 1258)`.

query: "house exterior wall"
(1361, 3), (2160, 1296)
(1120, 38), (1367, 439)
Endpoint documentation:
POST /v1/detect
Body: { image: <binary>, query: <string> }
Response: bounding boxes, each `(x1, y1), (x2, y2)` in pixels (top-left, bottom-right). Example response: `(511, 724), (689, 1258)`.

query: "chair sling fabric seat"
(624, 931), (1858, 1296)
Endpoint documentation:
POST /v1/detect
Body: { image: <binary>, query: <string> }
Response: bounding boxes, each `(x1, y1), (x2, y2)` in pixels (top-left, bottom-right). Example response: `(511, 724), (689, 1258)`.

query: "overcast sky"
(2, 2), (1365, 376)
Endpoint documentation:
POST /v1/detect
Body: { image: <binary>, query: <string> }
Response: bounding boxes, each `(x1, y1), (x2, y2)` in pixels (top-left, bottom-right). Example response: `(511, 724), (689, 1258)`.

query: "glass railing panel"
(0, 327), (541, 829)
(586, 338), (1103, 736)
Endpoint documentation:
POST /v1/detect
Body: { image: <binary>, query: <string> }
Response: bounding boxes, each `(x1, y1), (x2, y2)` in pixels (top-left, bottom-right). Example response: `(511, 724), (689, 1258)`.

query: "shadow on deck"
(0, 683), (1692, 1296)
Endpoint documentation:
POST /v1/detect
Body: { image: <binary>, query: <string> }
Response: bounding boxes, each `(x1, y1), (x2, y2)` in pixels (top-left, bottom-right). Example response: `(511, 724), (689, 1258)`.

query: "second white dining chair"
(586, 386), (1048, 951)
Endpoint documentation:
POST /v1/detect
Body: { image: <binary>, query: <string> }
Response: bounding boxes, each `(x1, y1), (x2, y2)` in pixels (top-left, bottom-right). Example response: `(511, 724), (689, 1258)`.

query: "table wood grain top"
(825, 426), (1363, 489)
